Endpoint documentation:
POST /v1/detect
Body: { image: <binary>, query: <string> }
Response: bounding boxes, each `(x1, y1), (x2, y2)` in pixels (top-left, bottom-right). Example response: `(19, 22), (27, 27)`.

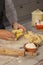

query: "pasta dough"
(12, 29), (23, 40)
(24, 31), (43, 45)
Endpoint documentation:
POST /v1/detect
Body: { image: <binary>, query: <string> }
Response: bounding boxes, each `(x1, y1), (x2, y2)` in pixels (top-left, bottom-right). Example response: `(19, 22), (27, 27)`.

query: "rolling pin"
(0, 48), (24, 56)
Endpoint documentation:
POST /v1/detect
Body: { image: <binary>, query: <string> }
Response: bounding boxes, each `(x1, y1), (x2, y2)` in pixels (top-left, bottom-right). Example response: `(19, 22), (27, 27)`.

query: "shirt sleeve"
(5, 0), (18, 25)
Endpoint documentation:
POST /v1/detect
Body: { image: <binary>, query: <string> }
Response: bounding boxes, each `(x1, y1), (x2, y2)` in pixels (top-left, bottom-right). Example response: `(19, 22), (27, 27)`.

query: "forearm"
(5, 0), (18, 25)
(0, 30), (4, 39)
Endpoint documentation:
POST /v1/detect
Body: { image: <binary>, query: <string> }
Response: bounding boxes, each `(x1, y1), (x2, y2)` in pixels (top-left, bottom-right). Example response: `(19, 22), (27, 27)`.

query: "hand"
(13, 22), (26, 32)
(18, 24), (26, 32)
(0, 30), (15, 40)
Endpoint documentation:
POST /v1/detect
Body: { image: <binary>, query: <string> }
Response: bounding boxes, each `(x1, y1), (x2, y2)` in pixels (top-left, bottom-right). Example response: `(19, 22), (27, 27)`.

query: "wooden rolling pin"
(0, 48), (24, 56)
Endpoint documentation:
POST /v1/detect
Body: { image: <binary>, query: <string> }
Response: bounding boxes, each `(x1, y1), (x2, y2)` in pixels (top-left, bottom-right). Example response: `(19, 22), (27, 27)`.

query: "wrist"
(12, 22), (18, 29)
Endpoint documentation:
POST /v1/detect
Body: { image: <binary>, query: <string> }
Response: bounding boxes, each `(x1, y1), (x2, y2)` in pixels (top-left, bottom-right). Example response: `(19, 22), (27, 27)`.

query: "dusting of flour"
(25, 43), (36, 49)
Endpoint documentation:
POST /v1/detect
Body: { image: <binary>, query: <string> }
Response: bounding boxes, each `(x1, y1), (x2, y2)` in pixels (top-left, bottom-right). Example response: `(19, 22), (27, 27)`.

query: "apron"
(0, 0), (5, 29)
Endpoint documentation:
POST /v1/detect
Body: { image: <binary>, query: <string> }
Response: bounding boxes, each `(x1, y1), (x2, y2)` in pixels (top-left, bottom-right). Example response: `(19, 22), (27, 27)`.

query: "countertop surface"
(0, 21), (43, 65)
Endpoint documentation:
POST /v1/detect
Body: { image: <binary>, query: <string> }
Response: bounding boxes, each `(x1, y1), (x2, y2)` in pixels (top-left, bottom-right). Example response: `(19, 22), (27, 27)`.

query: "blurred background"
(13, 0), (43, 21)
(5, 0), (43, 30)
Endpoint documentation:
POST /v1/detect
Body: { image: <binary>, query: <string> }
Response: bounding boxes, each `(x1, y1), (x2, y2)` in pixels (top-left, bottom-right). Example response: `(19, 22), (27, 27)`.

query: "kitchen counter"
(0, 21), (43, 65)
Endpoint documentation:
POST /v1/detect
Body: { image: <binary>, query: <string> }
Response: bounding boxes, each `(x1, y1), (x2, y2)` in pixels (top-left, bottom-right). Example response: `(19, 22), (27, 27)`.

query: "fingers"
(18, 25), (26, 32)
(4, 32), (16, 40)
(5, 34), (16, 40)
(5, 30), (16, 38)
(13, 23), (26, 32)
(7, 32), (16, 40)
(10, 33), (16, 39)
(0, 30), (16, 40)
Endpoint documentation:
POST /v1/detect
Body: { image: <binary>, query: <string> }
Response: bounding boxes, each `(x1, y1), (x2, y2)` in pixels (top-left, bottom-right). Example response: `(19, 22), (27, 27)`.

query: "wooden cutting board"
(0, 37), (28, 56)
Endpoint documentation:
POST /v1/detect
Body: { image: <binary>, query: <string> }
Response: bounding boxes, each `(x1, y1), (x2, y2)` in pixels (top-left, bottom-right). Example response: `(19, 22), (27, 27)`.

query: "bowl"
(24, 43), (37, 53)
(35, 24), (43, 29)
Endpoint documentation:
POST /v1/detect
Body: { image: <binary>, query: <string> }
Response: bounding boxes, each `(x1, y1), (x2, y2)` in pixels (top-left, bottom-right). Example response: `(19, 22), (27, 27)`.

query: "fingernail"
(8, 38), (13, 40)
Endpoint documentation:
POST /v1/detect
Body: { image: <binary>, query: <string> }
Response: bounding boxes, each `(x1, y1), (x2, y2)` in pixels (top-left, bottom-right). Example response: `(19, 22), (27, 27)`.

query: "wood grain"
(0, 48), (24, 56)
